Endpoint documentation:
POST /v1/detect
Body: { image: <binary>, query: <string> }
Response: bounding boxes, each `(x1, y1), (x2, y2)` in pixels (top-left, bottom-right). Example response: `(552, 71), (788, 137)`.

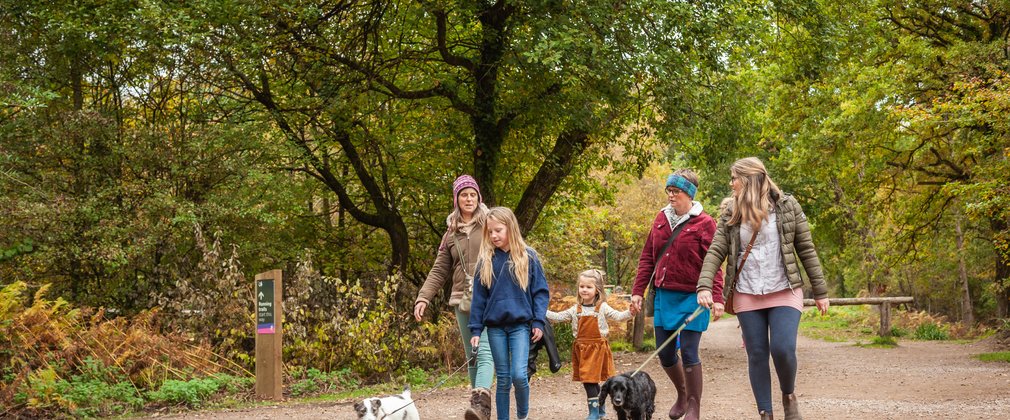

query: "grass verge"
(977, 352), (1010, 363)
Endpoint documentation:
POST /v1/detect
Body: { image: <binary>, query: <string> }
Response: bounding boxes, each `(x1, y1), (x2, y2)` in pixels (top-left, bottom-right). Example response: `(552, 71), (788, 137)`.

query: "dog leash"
(378, 353), (476, 419)
(630, 306), (707, 377)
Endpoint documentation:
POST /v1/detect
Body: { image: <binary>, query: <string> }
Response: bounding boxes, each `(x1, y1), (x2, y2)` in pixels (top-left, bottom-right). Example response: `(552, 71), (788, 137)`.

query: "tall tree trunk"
(955, 214), (973, 325)
(338, 164), (348, 282)
(71, 52), (84, 111)
(994, 218), (1010, 318)
(470, 2), (513, 207)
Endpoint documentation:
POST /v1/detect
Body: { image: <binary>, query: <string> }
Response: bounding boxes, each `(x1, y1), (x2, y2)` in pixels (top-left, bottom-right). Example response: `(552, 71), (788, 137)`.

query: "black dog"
(599, 371), (657, 420)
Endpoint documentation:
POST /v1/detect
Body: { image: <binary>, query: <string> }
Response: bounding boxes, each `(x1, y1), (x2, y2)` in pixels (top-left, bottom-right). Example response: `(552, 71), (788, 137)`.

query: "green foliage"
(977, 352), (1010, 363)
(671, 0), (1010, 325)
(283, 265), (457, 380)
(402, 366), (428, 388)
(288, 367), (359, 398)
(913, 323), (950, 341)
(146, 377), (220, 407)
(865, 336), (898, 348)
(609, 339), (636, 353)
(54, 375), (144, 417)
(552, 321), (576, 363)
(638, 336), (657, 353)
(0, 282), (250, 417)
(800, 306), (877, 342)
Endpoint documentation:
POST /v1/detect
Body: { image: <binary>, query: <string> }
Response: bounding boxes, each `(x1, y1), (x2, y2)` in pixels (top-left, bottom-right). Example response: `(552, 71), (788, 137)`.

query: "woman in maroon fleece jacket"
(630, 169), (724, 420)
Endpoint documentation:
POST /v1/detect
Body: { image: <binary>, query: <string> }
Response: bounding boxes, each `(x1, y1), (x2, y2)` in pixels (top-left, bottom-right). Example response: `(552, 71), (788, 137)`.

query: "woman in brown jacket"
(413, 175), (494, 420)
(696, 157), (829, 420)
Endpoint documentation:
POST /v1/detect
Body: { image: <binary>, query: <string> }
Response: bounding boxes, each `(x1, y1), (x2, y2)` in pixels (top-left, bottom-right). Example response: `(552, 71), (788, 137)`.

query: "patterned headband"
(666, 174), (697, 199)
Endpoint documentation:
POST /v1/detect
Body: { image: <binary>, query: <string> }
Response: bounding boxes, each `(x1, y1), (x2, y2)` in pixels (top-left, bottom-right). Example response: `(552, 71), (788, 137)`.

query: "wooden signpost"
(255, 269), (283, 400)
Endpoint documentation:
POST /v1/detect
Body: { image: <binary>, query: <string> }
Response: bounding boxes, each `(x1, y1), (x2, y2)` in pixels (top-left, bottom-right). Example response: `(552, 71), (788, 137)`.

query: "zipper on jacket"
(775, 198), (798, 293)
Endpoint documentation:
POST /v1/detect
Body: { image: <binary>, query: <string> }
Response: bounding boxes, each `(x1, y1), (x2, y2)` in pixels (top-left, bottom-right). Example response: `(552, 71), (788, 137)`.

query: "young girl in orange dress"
(547, 269), (632, 420)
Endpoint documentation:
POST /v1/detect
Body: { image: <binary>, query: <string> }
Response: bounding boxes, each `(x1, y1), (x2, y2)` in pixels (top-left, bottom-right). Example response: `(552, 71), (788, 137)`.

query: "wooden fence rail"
(803, 296), (914, 337)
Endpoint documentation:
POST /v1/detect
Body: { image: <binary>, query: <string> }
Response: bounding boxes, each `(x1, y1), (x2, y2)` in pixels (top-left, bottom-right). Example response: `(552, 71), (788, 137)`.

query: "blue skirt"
(654, 289), (709, 332)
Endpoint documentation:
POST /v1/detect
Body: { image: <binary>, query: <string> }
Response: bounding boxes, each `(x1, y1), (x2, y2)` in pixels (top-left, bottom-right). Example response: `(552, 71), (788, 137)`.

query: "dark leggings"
(584, 382), (600, 398)
(736, 306), (802, 412)
(655, 328), (702, 367)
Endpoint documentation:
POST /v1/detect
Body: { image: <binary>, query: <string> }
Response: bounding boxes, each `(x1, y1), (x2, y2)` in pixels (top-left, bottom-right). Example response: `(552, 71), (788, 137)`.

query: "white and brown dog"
(353, 386), (420, 420)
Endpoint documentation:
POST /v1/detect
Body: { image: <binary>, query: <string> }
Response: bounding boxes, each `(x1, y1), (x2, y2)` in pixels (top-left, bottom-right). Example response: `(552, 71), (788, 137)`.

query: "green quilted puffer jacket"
(697, 192), (829, 300)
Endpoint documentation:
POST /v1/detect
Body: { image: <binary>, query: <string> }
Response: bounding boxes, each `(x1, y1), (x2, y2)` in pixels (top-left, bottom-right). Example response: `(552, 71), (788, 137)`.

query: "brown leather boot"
(662, 361), (688, 419)
(464, 387), (492, 420)
(684, 363), (703, 420)
(760, 410), (774, 420)
(783, 393), (802, 420)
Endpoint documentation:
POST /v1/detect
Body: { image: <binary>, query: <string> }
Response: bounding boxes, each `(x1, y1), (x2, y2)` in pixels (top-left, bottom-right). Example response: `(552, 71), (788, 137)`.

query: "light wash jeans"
(486, 323), (531, 420)
(455, 307), (494, 389)
(737, 306), (801, 413)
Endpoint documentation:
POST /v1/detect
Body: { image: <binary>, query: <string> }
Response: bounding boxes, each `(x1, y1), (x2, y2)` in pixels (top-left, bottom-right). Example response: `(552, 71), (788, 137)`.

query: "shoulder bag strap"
(451, 231), (471, 278)
(648, 215), (691, 286)
(732, 230), (759, 284)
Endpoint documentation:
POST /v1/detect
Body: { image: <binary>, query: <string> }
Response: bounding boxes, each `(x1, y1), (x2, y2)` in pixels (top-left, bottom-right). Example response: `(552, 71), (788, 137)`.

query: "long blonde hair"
(728, 157), (782, 229)
(579, 269), (607, 305)
(478, 207), (531, 290)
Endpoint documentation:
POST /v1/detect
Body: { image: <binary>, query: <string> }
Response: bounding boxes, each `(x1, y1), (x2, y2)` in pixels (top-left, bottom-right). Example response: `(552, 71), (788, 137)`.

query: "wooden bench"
(803, 296), (914, 337)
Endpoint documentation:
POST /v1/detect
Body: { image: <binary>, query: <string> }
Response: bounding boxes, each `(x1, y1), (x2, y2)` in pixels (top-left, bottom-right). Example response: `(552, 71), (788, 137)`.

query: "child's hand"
(470, 336), (480, 348)
(531, 328), (543, 342)
(630, 295), (643, 315)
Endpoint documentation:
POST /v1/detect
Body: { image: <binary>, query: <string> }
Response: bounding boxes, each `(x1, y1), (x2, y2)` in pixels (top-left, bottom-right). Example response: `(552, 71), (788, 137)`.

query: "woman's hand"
(470, 335), (480, 348)
(630, 295), (643, 315)
(413, 301), (427, 321)
(712, 302), (725, 321)
(815, 298), (830, 315)
(531, 327), (543, 343)
(697, 290), (714, 309)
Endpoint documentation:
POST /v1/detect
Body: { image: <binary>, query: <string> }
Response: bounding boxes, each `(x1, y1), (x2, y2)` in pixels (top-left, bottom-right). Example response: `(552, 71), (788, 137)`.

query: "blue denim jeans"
(486, 323), (531, 420)
(455, 307), (494, 389)
(736, 306), (801, 413)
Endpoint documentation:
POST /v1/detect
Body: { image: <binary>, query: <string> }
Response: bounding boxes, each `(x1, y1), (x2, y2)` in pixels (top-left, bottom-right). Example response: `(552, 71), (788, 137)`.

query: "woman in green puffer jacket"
(696, 157), (830, 420)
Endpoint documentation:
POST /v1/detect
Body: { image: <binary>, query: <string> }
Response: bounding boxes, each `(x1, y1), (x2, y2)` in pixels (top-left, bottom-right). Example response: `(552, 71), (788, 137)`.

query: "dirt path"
(150, 317), (1010, 419)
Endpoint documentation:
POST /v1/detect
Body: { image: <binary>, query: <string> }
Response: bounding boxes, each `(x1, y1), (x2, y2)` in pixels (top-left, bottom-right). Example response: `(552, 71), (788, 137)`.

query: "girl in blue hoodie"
(469, 207), (550, 420)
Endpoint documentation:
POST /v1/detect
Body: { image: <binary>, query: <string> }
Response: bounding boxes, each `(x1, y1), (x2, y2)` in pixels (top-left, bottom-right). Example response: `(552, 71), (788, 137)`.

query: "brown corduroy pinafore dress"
(571, 303), (615, 383)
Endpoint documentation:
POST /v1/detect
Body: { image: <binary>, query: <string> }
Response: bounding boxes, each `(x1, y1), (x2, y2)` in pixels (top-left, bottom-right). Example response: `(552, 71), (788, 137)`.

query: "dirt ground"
(148, 316), (1010, 419)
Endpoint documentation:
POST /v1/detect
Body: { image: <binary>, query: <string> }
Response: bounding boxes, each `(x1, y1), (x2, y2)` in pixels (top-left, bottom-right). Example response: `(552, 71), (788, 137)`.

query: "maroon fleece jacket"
(632, 211), (725, 303)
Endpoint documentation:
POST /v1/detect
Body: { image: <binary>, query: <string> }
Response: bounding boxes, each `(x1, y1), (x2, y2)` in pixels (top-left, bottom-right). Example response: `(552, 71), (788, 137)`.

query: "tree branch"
(514, 129), (592, 233)
(434, 9), (476, 72)
(220, 54), (384, 227)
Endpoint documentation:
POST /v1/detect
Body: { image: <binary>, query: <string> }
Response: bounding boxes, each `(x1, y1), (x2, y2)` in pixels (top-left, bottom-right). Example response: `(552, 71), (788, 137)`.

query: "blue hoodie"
(468, 247), (550, 337)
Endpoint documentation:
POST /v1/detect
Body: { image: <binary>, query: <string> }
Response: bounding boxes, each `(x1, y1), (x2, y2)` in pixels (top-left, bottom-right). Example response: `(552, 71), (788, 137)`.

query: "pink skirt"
(733, 287), (803, 313)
